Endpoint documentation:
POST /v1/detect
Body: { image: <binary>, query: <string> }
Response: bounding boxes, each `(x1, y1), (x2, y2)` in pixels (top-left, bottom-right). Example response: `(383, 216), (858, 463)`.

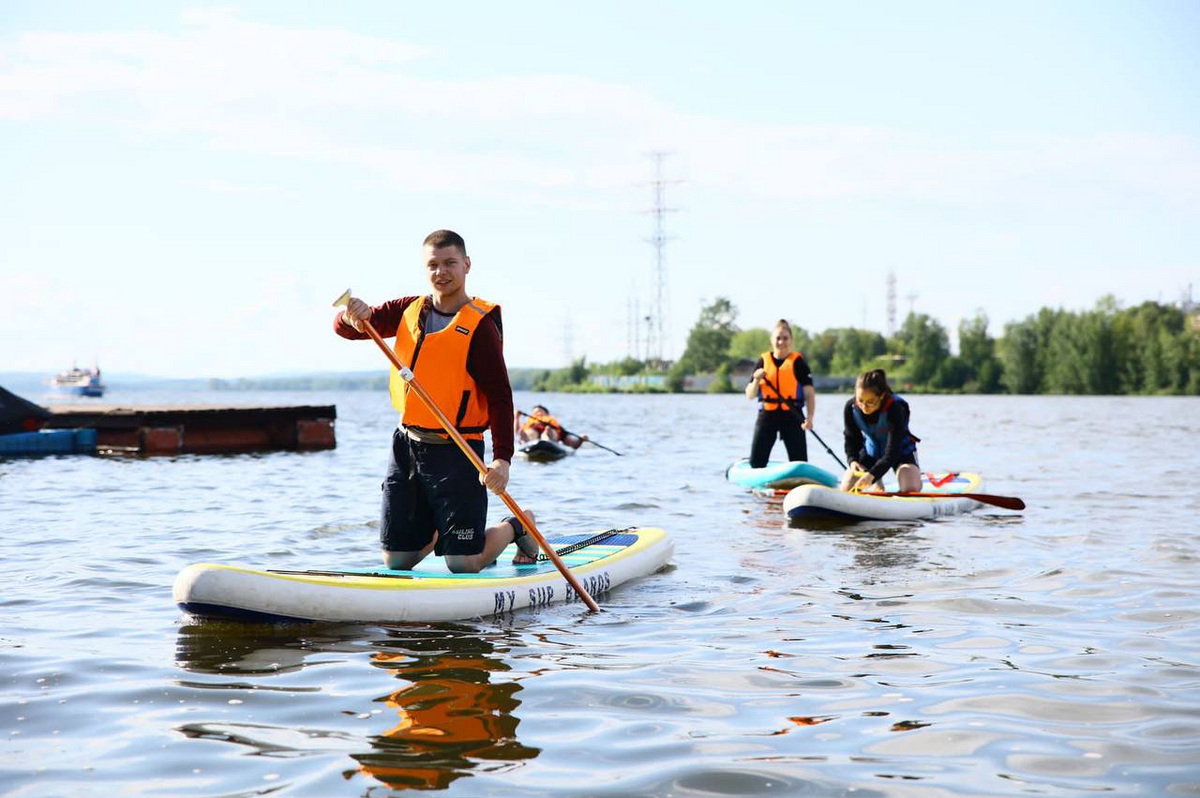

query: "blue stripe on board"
(550, 533), (638, 546)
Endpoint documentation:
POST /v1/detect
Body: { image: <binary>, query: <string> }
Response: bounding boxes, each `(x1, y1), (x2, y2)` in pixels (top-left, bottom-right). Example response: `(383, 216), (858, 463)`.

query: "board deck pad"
(271, 533), (638, 581)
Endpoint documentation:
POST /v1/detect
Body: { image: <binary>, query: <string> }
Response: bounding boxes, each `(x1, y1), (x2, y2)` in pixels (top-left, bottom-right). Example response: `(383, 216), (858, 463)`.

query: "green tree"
(958, 313), (992, 373)
(614, 357), (645, 376)
(931, 356), (971, 390)
(804, 330), (837, 375)
(999, 317), (1041, 394)
(708, 361), (736, 393)
(791, 326), (815, 361)
(728, 328), (770, 362)
(531, 357), (590, 391)
(976, 359), (1005, 394)
(890, 313), (950, 385)
(958, 312), (1003, 392)
(666, 359), (692, 393)
(679, 297), (740, 373)
(830, 328), (887, 376)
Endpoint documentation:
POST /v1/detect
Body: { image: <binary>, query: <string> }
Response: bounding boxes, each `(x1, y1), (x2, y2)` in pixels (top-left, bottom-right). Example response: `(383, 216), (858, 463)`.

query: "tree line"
(534, 295), (1200, 395)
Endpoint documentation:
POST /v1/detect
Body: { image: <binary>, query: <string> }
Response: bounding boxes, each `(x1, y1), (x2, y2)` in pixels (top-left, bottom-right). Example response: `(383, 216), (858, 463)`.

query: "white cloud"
(2, 7), (1195, 213)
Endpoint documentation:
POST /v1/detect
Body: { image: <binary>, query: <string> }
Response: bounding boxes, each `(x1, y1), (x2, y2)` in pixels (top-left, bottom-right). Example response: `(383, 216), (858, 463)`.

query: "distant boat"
(50, 365), (105, 398)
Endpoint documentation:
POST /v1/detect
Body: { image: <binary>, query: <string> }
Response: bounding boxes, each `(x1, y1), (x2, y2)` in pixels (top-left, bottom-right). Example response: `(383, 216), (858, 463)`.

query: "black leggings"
(749, 411), (807, 468)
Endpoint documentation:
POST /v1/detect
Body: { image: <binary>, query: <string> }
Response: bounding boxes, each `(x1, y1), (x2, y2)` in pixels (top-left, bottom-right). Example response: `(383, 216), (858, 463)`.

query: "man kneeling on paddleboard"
(335, 229), (539, 571)
(515, 405), (588, 449)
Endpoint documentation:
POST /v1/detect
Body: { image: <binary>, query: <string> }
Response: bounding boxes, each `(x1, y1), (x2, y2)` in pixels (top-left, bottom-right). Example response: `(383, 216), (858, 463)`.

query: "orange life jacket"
(760, 350), (803, 412)
(521, 412), (560, 437)
(389, 296), (498, 440)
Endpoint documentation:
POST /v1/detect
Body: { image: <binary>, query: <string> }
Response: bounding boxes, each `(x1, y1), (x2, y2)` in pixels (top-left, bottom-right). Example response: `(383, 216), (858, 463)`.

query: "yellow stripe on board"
(203, 527), (668, 592)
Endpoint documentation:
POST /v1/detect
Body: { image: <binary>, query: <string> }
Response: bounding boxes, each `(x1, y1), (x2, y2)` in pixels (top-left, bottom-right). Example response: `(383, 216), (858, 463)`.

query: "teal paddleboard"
(725, 459), (839, 490)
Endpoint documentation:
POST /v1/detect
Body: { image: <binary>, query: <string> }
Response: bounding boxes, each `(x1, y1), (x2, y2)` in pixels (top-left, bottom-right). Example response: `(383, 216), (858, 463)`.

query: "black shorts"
(860, 450), (920, 474)
(379, 429), (488, 556)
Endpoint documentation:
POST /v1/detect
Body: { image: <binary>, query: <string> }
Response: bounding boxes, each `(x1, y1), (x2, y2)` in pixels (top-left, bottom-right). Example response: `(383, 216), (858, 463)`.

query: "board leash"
(539, 527), (633, 562)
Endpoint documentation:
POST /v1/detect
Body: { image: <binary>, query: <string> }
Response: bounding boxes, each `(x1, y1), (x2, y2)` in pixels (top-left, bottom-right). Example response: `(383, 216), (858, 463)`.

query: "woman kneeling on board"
(745, 319), (816, 467)
(840, 369), (921, 493)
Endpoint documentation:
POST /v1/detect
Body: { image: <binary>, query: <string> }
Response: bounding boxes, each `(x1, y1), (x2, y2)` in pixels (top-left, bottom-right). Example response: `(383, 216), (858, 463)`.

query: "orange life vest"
(760, 350), (803, 412)
(389, 296), (498, 440)
(521, 412), (559, 437)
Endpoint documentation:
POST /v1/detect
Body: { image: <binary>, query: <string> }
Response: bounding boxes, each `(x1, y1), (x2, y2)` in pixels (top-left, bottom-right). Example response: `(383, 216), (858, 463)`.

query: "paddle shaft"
(340, 304), (601, 612)
(517, 410), (623, 456)
(758, 371), (848, 470)
(864, 491), (1025, 511)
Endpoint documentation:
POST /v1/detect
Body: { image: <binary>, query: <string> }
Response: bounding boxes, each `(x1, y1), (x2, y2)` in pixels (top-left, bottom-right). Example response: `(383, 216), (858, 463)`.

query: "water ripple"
(2, 391), (1198, 796)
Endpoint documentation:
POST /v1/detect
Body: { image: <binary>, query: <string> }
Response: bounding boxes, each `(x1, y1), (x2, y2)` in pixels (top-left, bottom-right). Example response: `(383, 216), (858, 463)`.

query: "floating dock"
(42, 404), (337, 455)
(0, 428), (98, 456)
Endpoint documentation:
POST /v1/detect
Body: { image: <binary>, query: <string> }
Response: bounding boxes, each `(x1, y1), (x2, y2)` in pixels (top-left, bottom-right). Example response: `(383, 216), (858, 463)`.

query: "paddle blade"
(973, 494), (1025, 511)
(879, 491), (1025, 511)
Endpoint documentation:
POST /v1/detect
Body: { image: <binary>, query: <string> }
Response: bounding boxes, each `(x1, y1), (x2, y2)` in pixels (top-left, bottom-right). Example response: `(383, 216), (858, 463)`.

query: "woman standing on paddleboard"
(840, 369), (921, 493)
(744, 319), (816, 467)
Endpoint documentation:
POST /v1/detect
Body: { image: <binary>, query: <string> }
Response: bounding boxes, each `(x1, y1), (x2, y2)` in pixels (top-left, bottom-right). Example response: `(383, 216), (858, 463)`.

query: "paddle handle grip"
(350, 312), (602, 612)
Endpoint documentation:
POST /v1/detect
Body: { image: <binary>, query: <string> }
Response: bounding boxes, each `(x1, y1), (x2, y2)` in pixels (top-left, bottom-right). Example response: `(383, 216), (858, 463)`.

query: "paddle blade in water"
(875, 491), (1026, 511)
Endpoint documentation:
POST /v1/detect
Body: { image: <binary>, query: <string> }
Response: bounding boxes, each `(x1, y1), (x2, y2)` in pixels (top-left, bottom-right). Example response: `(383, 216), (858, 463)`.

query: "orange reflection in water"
(352, 647), (540, 791)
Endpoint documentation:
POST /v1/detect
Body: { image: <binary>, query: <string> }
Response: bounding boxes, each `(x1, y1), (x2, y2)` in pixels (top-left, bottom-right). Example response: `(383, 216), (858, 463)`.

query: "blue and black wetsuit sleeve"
(842, 399), (864, 465)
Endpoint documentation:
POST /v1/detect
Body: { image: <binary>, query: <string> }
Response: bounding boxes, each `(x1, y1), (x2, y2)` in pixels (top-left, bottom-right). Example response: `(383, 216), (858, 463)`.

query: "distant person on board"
(839, 368), (921, 493)
(335, 229), (540, 570)
(514, 405), (588, 449)
(745, 319), (815, 467)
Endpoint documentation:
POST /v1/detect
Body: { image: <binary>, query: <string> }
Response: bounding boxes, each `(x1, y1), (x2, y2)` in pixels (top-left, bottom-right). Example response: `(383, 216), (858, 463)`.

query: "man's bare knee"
(384, 550), (424, 570)
(445, 555), (484, 574)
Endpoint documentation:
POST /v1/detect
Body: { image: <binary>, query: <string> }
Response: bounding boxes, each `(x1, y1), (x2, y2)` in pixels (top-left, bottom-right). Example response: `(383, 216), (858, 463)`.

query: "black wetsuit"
(749, 354), (813, 468)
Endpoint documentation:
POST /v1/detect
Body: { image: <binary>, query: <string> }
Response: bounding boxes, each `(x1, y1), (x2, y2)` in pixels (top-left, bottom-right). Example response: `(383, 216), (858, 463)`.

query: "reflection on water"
(175, 620), (538, 793)
(175, 619), (368, 675)
(353, 627), (539, 791)
(794, 523), (927, 574)
(3, 392), (1199, 796)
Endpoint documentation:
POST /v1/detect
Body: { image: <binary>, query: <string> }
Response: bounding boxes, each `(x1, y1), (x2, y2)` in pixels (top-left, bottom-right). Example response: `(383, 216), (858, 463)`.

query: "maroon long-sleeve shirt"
(335, 296), (515, 462)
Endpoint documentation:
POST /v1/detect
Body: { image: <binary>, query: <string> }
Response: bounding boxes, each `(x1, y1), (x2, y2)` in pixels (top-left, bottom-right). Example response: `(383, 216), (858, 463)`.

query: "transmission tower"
(642, 152), (680, 365)
(886, 270), (897, 335)
(905, 292), (919, 318)
(627, 292), (642, 360)
(633, 292), (643, 357)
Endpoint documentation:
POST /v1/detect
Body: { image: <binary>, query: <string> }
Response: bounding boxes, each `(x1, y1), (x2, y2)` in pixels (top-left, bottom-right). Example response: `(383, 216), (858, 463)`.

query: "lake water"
(2, 389), (1198, 797)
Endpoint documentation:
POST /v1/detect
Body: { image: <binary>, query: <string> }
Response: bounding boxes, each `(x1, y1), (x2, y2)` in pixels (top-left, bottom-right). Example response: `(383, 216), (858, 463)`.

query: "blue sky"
(2, 1), (1197, 377)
